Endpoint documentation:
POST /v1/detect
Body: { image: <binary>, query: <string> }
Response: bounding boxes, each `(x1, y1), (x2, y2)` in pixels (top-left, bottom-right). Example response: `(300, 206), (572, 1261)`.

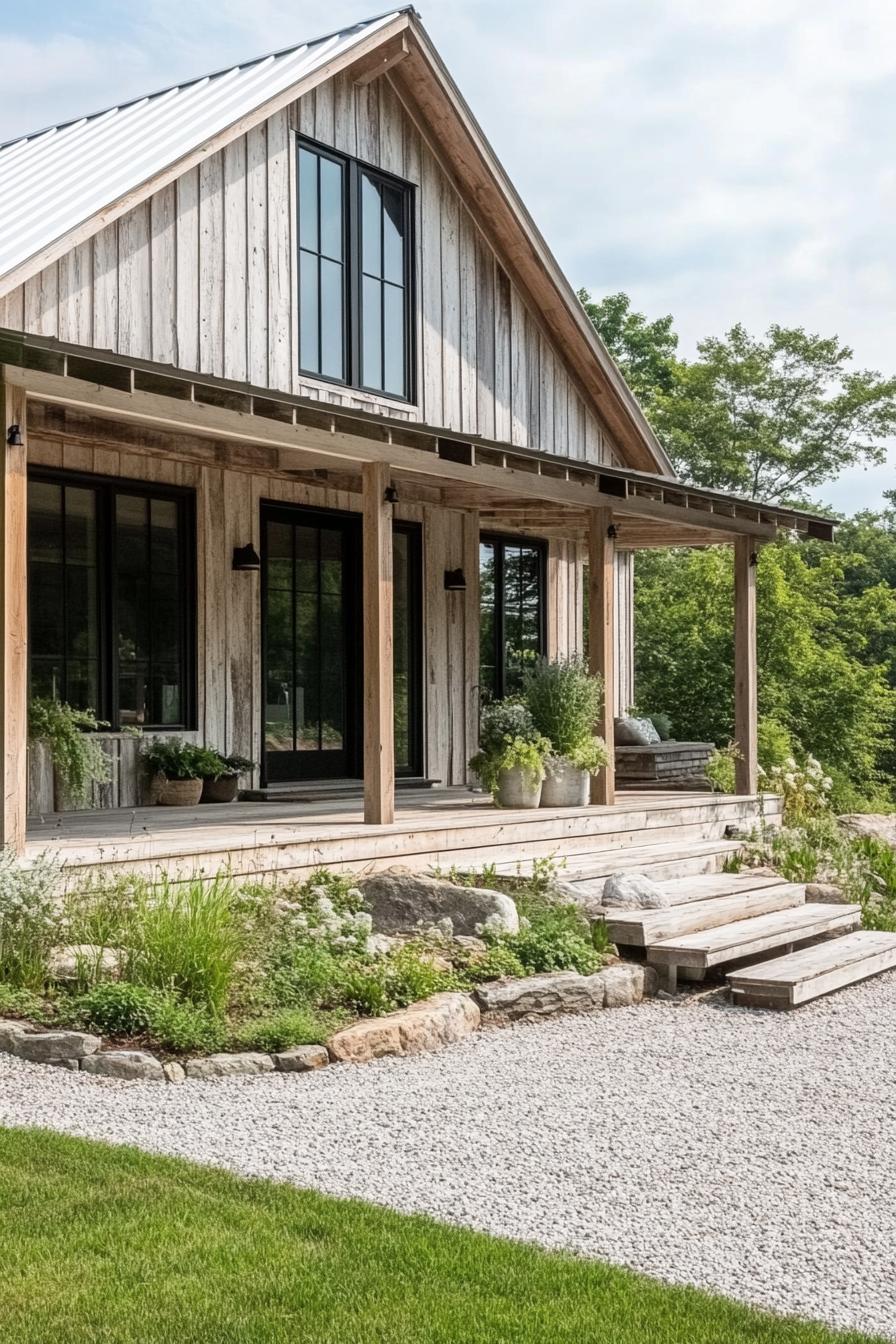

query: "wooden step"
(497, 838), (743, 882)
(648, 902), (862, 992)
(606, 882), (806, 948)
(655, 872), (786, 907)
(727, 930), (896, 1009)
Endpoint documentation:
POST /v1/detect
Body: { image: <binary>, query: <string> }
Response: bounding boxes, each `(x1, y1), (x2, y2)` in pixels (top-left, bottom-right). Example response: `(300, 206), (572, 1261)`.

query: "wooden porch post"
(588, 507), (615, 806)
(362, 461), (395, 824)
(0, 374), (28, 853)
(733, 535), (758, 795)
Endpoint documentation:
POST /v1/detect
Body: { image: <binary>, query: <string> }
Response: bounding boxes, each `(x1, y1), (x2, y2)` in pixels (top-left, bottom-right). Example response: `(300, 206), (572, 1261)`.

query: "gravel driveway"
(2, 976), (894, 1340)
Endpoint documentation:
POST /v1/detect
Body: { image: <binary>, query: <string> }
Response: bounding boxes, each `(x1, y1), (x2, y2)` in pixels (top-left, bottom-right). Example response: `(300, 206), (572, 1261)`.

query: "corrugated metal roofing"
(0, 9), (409, 289)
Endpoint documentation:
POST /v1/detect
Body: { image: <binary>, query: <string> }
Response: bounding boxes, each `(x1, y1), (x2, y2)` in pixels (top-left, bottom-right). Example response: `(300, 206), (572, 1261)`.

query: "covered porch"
(1, 329), (832, 858)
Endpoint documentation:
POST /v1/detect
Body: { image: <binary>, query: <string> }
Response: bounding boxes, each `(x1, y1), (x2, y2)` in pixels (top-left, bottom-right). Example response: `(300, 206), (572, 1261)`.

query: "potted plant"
(140, 737), (207, 806)
(28, 698), (111, 810)
(469, 699), (551, 808)
(200, 752), (255, 804)
(523, 658), (608, 807)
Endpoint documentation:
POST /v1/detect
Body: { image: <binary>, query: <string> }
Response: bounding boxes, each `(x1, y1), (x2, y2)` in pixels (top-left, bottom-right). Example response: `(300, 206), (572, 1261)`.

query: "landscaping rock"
(0, 1020), (27, 1048)
(474, 971), (607, 1024)
(272, 1045), (329, 1073)
(601, 873), (670, 910)
(453, 935), (488, 954)
(164, 1061), (186, 1084)
(357, 872), (519, 937)
(600, 964), (646, 1008)
(81, 1051), (165, 1081)
(327, 992), (480, 1064)
(365, 933), (399, 957)
(48, 944), (122, 982)
(1, 1029), (101, 1064)
(838, 815), (896, 848)
(184, 1053), (275, 1080)
(806, 882), (848, 904)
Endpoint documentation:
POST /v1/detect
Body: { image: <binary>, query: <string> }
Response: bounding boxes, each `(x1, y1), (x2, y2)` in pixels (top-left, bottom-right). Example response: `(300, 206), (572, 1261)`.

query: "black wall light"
(6, 424), (23, 446)
(384, 484), (399, 504)
(232, 543), (261, 572)
(444, 568), (467, 591)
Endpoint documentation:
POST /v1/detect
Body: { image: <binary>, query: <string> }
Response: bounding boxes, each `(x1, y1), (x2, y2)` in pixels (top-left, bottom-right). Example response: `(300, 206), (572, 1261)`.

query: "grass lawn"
(0, 1128), (883, 1344)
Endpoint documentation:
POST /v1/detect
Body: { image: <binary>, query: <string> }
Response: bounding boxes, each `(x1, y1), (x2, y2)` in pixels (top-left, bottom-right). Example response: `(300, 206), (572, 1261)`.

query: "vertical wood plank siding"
(25, 433), (482, 807)
(8, 72), (619, 465)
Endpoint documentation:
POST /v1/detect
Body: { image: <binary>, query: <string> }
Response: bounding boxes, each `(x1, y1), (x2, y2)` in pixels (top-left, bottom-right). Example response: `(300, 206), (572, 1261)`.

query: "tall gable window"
(298, 140), (414, 402)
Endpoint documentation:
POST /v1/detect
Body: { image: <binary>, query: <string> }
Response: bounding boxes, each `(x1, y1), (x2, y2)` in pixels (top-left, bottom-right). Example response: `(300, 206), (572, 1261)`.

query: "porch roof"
(1, 326), (835, 546)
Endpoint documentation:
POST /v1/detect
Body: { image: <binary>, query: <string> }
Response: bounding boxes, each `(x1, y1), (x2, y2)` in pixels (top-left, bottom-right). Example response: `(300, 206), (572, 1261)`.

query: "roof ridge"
(0, 6), (417, 151)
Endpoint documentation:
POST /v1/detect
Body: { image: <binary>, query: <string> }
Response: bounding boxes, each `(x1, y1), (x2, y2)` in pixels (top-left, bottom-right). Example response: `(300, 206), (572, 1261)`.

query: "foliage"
(648, 712), (673, 741)
(65, 982), (163, 1037)
(28, 698), (110, 803)
(140, 736), (211, 781)
(763, 754), (833, 827)
(0, 983), (48, 1022)
(336, 941), (462, 1018)
(757, 717), (794, 771)
(578, 289), (679, 409)
(633, 543), (896, 806)
(469, 699), (551, 794)
(850, 836), (896, 932)
(62, 979), (227, 1054)
(123, 873), (244, 1016)
(704, 742), (739, 795)
(0, 849), (62, 989)
(524, 658), (602, 759)
(457, 942), (527, 983)
(229, 1006), (345, 1053)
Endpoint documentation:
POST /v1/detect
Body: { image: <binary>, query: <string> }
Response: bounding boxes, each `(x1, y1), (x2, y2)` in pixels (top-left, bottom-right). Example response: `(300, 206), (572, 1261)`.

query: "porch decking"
(25, 787), (781, 886)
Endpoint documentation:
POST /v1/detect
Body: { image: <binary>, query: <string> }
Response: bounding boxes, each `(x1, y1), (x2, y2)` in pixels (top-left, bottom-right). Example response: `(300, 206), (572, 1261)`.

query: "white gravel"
(2, 976), (895, 1340)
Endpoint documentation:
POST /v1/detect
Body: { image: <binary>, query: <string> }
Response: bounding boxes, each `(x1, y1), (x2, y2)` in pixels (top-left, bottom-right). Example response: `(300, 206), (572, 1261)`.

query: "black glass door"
(261, 506), (422, 785)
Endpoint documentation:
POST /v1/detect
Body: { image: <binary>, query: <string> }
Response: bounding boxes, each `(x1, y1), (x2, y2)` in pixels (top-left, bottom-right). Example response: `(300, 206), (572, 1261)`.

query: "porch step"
(498, 838), (745, 887)
(606, 882), (806, 948)
(647, 902), (862, 991)
(652, 872), (787, 906)
(727, 931), (896, 1009)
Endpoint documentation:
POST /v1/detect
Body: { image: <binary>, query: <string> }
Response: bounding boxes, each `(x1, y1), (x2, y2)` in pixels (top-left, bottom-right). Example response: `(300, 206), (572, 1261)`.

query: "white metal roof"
(0, 9), (409, 291)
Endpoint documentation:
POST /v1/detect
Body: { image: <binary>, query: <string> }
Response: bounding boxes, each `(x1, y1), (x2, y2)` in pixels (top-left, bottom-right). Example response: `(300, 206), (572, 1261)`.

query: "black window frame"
(27, 468), (197, 733)
(479, 533), (548, 701)
(297, 135), (417, 405)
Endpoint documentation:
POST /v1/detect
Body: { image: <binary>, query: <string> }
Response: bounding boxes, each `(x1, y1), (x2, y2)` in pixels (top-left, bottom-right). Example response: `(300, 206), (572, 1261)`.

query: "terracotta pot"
(495, 765), (542, 809)
(540, 758), (590, 808)
(155, 776), (203, 806)
(200, 775), (239, 804)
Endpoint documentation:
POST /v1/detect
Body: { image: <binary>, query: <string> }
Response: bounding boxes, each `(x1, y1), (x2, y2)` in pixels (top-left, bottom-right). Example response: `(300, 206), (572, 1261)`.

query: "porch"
(24, 786), (782, 887)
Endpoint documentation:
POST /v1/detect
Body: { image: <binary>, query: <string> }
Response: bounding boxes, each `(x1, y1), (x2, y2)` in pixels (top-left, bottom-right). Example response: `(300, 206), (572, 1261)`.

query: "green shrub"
(140, 737), (210, 781)
(460, 943), (526, 983)
(336, 943), (461, 1018)
(705, 742), (739, 794)
(849, 836), (896, 932)
(468, 700), (552, 794)
(524, 658), (603, 760)
(492, 898), (601, 976)
(757, 716), (794, 771)
(65, 982), (162, 1037)
(230, 1006), (345, 1052)
(0, 983), (48, 1022)
(124, 873), (243, 1015)
(0, 849), (62, 989)
(148, 995), (227, 1053)
(648, 712), (673, 741)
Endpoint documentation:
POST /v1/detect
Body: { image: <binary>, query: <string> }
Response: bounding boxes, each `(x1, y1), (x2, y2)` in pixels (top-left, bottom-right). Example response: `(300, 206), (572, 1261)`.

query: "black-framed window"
(479, 536), (547, 700)
(28, 471), (196, 731)
(298, 138), (415, 402)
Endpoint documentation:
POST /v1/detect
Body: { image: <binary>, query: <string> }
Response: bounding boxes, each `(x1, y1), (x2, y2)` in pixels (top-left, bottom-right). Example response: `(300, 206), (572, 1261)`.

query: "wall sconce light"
(607, 524), (618, 539)
(444, 568), (467, 591)
(384, 484), (399, 504)
(232, 543), (261, 572)
(6, 424), (23, 446)
(749, 550), (759, 567)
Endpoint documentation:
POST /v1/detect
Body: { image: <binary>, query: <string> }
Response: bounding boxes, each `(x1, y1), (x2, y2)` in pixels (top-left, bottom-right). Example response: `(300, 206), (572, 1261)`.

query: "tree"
(581, 293), (896, 506)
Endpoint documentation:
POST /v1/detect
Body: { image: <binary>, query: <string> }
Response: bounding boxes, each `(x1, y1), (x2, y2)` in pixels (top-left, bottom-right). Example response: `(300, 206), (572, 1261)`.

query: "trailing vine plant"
(28, 698), (110, 805)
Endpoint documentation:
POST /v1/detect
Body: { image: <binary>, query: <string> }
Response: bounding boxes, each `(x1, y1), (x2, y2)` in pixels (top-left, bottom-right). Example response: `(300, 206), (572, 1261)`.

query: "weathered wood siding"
(549, 541), (634, 717)
(25, 430), (482, 810)
(3, 72), (619, 466)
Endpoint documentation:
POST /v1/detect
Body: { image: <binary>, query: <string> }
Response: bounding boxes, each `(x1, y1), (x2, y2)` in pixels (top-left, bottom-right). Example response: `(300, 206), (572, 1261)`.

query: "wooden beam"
(353, 33), (409, 85)
(588, 508), (615, 806)
(362, 461), (395, 824)
(0, 373), (28, 853)
(734, 535), (758, 795)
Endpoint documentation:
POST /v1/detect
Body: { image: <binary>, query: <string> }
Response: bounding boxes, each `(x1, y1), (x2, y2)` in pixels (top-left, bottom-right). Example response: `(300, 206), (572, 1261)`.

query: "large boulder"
(48, 944), (122, 983)
(474, 970), (606, 1023)
(357, 872), (519, 937)
(0, 1027), (101, 1064)
(601, 872), (670, 910)
(326, 992), (480, 1064)
(839, 815), (896, 848)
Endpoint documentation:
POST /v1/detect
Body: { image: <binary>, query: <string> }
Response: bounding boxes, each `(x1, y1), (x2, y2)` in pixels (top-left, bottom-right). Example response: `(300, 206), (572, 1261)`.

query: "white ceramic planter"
(540, 757), (590, 807)
(495, 765), (543, 809)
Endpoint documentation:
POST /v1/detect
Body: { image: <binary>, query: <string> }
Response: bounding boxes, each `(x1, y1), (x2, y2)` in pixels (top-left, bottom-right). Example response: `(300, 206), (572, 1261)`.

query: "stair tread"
(728, 930), (896, 986)
(648, 902), (862, 968)
(541, 839), (742, 881)
(606, 883), (805, 947)
(654, 873), (786, 906)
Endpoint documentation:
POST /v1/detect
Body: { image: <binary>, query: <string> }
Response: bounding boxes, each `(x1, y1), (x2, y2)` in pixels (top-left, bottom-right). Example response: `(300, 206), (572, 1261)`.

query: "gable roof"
(0, 9), (674, 477)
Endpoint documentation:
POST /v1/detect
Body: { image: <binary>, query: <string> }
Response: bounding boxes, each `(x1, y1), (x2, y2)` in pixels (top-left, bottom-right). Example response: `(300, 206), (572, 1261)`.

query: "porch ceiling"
(1, 328), (834, 546)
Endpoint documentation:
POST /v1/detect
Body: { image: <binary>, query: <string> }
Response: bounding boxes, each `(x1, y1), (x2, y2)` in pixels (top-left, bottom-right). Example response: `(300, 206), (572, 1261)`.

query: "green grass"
(0, 1128), (882, 1344)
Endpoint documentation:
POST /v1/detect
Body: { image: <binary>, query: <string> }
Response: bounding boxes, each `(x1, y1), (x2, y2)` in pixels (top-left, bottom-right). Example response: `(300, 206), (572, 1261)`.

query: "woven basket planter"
(155, 776), (204, 807)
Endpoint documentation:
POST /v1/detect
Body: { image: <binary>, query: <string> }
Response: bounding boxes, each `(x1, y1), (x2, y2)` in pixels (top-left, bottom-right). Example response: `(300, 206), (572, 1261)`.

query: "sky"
(2, 0), (894, 515)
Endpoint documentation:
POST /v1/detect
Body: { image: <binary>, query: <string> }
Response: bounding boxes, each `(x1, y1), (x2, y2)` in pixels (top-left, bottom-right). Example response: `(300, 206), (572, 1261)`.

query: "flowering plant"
(762, 754), (833, 827)
(0, 848), (62, 988)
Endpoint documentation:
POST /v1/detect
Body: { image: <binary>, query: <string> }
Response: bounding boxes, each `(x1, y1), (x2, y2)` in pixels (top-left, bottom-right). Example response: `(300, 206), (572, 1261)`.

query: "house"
(0, 9), (831, 878)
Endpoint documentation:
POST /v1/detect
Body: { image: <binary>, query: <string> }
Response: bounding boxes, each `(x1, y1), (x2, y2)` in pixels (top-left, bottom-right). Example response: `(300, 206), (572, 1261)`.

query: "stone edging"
(0, 964), (657, 1083)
